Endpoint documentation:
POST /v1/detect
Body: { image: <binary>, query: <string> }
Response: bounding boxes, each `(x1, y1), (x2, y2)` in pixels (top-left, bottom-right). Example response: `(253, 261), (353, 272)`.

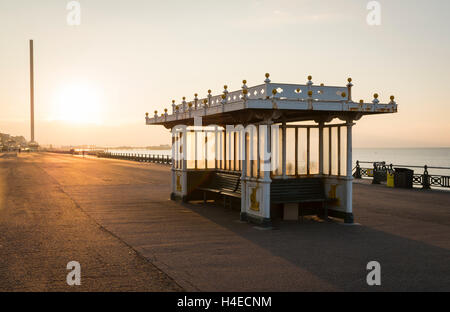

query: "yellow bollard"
(387, 172), (394, 188)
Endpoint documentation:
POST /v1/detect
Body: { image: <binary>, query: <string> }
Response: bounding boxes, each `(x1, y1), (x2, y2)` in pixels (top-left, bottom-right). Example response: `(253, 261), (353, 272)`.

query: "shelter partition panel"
(206, 130), (216, 169)
(286, 128), (296, 176)
(251, 127), (258, 178)
(297, 128), (308, 176)
(340, 126), (347, 175)
(186, 131), (196, 169)
(323, 128), (330, 175)
(228, 131), (235, 171)
(309, 128), (319, 175)
(331, 127), (339, 176)
(197, 130), (206, 169)
(245, 132), (251, 177)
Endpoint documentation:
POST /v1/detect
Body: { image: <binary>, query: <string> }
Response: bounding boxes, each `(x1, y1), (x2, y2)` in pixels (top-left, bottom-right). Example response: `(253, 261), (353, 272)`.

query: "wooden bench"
(271, 178), (331, 220)
(197, 172), (241, 207)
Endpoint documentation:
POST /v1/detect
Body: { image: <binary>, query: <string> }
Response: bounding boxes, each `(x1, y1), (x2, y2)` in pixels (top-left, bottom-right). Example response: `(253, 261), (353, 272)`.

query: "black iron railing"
(353, 160), (450, 189)
(98, 152), (172, 165)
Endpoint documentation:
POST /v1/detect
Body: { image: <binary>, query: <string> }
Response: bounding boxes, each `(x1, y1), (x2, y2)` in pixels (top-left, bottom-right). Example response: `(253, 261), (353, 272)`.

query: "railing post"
(372, 162), (380, 184)
(422, 165), (431, 189)
(353, 160), (361, 179)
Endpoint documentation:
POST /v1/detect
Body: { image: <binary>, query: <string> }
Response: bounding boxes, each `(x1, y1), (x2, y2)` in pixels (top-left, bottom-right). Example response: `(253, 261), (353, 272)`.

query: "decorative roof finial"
(347, 77), (353, 87)
(242, 88), (248, 99)
(194, 93), (198, 109)
(372, 93), (379, 104)
(307, 75), (313, 87)
(182, 97), (187, 111)
(389, 95), (396, 104)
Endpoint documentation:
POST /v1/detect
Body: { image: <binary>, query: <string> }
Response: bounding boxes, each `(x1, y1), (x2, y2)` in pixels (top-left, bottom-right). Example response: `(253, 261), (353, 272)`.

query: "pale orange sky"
(0, 0), (449, 147)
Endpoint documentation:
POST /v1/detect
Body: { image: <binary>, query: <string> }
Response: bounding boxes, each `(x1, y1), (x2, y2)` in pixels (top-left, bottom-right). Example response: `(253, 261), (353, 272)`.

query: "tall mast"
(29, 39), (35, 143)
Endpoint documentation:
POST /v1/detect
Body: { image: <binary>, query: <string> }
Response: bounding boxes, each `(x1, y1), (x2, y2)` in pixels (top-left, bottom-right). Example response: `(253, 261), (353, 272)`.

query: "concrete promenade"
(1, 152), (449, 291)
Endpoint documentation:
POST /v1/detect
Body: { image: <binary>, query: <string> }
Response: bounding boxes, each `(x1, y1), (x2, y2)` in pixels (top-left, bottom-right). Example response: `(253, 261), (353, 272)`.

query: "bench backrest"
(271, 178), (325, 204)
(211, 173), (240, 191)
(201, 171), (241, 193)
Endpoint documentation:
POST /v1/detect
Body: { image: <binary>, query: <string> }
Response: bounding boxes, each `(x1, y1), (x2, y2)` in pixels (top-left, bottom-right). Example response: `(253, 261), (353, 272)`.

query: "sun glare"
(51, 84), (103, 124)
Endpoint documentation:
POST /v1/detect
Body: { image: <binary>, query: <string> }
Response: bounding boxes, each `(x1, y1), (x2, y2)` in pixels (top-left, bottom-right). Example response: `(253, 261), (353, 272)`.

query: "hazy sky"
(1, 0), (449, 147)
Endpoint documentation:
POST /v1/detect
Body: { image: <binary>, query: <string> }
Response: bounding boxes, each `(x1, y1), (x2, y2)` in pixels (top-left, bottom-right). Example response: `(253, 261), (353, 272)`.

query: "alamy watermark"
(366, 261), (381, 286)
(66, 1), (81, 26)
(171, 116), (280, 172)
(66, 260), (81, 286)
(366, 1), (381, 26)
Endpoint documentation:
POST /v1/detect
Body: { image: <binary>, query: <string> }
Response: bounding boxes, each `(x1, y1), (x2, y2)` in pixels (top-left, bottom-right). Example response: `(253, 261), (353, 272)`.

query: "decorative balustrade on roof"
(145, 74), (397, 126)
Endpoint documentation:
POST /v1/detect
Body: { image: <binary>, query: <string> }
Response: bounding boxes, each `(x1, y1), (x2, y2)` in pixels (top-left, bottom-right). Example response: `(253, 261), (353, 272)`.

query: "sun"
(51, 84), (103, 124)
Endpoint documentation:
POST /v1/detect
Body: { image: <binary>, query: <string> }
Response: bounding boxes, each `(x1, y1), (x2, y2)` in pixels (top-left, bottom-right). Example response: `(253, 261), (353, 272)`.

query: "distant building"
(0, 133), (33, 151)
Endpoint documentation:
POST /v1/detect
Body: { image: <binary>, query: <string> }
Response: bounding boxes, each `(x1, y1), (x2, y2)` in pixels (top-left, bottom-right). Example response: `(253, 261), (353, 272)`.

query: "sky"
(0, 0), (449, 148)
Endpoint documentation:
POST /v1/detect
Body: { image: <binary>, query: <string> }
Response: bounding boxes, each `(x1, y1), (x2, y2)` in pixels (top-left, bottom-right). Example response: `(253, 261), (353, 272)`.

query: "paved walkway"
(0, 152), (181, 291)
(1, 152), (449, 291)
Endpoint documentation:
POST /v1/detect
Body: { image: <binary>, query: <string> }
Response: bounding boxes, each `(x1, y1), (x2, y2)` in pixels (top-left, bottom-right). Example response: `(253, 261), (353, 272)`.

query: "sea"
(107, 147), (450, 176)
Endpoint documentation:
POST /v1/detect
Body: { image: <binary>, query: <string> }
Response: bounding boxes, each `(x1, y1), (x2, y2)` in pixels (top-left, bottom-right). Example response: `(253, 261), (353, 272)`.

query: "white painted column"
(194, 129), (198, 169)
(281, 121), (287, 178)
(263, 123), (272, 181)
(171, 129), (176, 170)
(171, 129), (176, 199)
(181, 127), (188, 198)
(345, 121), (354, 223)
(244, 122), (272, 226)
(214, 126), (218, 169)
(171, 126), (188, 200)
(260, 123), (273, 221)
(182, 129), (187, 170)
(205, 130), (208, 169)
(240, 127), (247, 220)
(318, 121), (324, 175)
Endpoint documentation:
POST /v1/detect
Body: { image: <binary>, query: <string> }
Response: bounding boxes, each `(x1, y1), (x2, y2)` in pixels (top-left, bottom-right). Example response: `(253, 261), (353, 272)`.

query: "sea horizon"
(105, 147), (450, 175)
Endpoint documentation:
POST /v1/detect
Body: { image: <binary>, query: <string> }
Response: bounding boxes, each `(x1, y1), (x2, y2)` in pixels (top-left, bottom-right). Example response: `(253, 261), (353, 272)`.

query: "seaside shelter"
(145, 74), (397, 225)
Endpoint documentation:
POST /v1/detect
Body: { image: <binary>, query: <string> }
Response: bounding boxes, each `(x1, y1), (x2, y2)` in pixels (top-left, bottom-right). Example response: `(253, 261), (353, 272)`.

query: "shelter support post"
(318, 121), (324, 175)
(241, 122), (272, 226)
(240, 127), (247, 221)
(170, 126), (188, 201)
(344, 121), (354, 223)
